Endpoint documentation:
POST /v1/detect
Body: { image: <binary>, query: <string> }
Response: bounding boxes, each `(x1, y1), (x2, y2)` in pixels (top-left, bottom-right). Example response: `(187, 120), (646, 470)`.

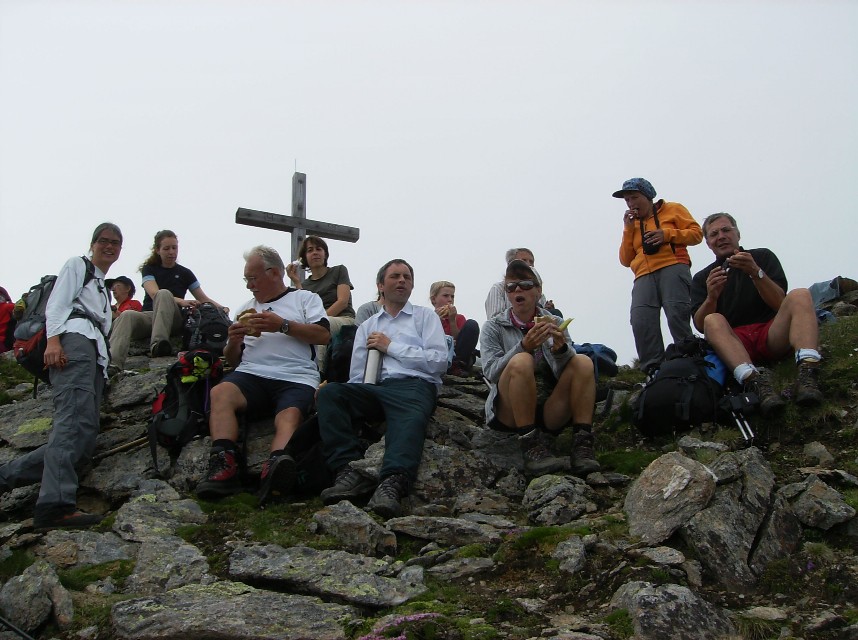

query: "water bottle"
(363, 348), (383, 384)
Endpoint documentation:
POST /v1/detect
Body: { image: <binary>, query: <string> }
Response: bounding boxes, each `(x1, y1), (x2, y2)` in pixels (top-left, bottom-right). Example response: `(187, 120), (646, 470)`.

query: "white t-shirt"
(233, 289), (327, 388)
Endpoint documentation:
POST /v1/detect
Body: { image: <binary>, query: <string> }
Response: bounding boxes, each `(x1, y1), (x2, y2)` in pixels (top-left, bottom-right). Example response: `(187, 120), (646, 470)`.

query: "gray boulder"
(624, 451), (715, 544)
(228, 544), (426, 608)
(111, 581), (357, 639)
(610, 581), (735, 640)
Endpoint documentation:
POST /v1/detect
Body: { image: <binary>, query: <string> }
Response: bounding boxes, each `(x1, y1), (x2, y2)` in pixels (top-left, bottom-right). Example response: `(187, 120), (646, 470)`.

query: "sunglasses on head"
(505, 280), (537, 293)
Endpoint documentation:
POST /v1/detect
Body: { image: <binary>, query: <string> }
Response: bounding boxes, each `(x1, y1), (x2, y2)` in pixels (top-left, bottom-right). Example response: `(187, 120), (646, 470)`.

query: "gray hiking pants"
(109, 289), (183, 368)
(0, 333), (104, 510)
(630, 263), (694, 372)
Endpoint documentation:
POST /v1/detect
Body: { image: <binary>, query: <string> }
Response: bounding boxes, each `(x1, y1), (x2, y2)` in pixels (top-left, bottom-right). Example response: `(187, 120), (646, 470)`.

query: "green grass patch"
(842, 488), (858, 512)
(195, 495), (339, 550)
(58, 559), (135, 591)
(509, 526), (579, 552)
(456, 544), (489, 559)
(759, 558), (802, 595)
(603, 609), (634, 638)
(733, 614), (781, 640)
(484, 597), (520, 623)
(818, 316), (858, 397)
(0, 549), (35, 580)
(597, 449), (660, 475)
(0, 357), (33, 391)
(803, 541), (836, 565)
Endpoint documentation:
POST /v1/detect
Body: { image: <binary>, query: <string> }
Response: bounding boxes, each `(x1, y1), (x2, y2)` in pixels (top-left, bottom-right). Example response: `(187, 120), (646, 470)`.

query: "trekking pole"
(719, 392), (756, 443)
(93, 436), (149, 462)
(0, 614), (37, 640)
(732, 410), (755, 443)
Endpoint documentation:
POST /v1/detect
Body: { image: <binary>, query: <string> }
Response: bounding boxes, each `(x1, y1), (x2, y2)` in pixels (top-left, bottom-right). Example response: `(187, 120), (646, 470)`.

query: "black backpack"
(13, 257), (97, 386)
(632, 338), (724, 436)
(149, 348), (224, 473)
(182, 303), (231, 356)
(323, 324), (358, 383)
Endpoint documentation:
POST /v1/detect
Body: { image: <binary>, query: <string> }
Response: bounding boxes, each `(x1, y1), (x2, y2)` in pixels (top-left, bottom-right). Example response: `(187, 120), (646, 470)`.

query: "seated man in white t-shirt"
(195, 245), (330, 503)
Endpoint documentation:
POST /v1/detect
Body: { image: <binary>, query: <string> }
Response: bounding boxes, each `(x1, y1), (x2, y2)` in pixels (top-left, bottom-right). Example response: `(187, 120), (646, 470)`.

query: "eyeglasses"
(706, 226), (735, 240)
(505, 280), (537, 292)
(96, 238), (122, 247)
(243, 268), (273, 284)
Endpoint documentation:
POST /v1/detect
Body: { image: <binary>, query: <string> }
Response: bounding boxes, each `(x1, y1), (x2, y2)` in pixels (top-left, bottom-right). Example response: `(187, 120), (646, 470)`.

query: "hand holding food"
(237, 308), (261, 336)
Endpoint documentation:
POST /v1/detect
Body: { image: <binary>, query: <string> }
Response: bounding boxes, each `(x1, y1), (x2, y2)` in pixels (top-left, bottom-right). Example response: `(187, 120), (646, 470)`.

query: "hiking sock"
(733, 363), (758, 385)
(795, 349), (821, 364)
(212, 439), (237, 453)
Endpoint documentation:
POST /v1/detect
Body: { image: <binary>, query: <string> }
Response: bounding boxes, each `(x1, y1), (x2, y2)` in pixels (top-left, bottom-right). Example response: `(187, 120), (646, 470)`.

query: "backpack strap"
(640, 205), (677, 255)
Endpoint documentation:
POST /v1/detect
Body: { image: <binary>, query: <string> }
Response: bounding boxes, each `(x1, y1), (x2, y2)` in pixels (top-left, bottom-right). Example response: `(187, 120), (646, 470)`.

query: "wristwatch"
(756, 268), (765, 280)
(279, 319), (290, 334)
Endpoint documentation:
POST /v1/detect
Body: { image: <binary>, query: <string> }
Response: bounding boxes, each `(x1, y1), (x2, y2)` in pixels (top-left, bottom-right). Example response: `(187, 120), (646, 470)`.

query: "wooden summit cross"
(235, 172), (360, 263)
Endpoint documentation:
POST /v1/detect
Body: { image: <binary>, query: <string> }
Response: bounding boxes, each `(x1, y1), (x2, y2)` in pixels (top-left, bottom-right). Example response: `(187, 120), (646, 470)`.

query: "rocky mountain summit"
(0, 313), (856, 640)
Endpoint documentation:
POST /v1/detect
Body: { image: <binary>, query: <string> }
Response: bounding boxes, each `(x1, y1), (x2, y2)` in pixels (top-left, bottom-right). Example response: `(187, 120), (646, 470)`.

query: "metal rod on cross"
(235, 172), (360, 266)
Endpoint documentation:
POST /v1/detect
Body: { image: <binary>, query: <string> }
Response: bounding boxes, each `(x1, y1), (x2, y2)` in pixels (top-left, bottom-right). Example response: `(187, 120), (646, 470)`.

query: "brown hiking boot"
(746, 367), (786, 416)
(570, 428), (601, 477)
(519, 429), (568, 476)
(794, 361), (823, 407)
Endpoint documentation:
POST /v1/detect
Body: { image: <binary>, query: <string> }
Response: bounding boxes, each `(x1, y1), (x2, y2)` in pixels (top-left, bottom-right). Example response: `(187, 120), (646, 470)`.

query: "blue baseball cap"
(612, 178), (656, 200)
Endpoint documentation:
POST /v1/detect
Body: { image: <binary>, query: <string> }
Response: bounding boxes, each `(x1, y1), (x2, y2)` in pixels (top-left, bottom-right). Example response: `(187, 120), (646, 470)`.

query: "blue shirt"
(348, 301), (447, 388)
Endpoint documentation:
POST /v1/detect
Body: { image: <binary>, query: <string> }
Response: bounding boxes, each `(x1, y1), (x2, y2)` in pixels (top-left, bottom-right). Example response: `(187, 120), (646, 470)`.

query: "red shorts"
(733, 319), (778, 364)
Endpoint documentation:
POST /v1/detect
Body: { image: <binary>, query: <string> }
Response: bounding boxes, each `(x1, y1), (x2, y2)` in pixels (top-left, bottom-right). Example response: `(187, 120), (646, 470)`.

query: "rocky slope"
(0, 312), (856, 640)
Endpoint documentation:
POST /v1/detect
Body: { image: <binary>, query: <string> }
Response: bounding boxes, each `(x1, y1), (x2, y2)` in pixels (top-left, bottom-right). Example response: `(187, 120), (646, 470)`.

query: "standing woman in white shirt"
(0, 222), (122, 530)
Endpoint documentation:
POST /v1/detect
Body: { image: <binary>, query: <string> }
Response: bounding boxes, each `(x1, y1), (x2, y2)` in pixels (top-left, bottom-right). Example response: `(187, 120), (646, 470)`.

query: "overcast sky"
(1, 0), (855, 366)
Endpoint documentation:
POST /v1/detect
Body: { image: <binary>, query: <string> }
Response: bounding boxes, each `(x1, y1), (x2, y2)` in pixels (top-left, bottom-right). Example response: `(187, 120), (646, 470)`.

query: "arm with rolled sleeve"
(46, 257), (87, 338)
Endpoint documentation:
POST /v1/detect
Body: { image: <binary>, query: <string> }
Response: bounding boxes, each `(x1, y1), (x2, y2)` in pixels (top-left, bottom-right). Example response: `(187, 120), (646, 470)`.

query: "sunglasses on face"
(505, 280), (537, 293)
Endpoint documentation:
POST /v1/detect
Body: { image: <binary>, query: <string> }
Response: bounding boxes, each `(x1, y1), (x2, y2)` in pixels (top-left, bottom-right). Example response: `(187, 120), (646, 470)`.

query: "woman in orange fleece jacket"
(615, 178), (703, 373)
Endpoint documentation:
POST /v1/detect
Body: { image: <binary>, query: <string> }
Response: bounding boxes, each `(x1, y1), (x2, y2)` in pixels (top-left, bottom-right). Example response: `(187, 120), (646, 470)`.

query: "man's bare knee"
(211, 382), (244, 413)
(703, 313), (729, 336)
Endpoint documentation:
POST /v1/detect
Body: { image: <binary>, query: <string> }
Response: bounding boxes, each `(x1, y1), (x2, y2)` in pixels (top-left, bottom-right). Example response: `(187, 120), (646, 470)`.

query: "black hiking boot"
(196, 448), (241, 500)
(257, 451), (297, 507)
(320, 466), (376, 505)
(151, 340), (172, 358)
(33, 505), (103, 532)
(367, 473), (409, 519)
(570, 427), (601, 477)
(745, 367), (786, 416)
(794, 361), (823, 407)
(519, 429), (568, 476)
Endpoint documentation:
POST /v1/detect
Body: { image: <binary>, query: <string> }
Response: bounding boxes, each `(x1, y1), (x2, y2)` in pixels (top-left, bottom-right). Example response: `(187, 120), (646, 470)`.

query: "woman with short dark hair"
(287, 235), (355, 374)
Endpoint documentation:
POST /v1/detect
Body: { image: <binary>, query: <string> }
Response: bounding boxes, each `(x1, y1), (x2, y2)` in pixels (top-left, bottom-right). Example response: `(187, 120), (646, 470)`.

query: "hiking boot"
(570, 428), (601, 477)
(367, 473), (409, 519)
(794, 361), (823, 407)
(746, 367), (786, 416)
(320, 466), (376, 505)
(519, 429), (568, 476)
(257, 452), (297, 507)
(196, 448), (241, 500)
(151, 340), (173, 358)
(33, 505), (103, 532)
